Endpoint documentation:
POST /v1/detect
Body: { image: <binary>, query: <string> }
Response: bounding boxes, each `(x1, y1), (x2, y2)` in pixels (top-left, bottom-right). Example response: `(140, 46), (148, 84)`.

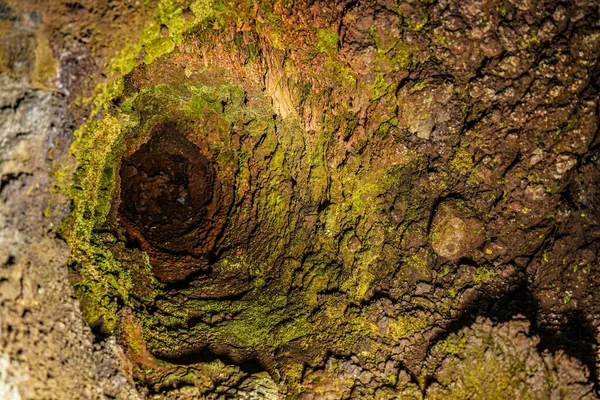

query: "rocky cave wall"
(0, 0), (600, 399)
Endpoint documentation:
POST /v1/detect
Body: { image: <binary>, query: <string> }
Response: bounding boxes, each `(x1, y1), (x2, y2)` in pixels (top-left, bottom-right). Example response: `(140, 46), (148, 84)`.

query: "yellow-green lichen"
(473, 266), (495, 284)
(451, 148), (474, 174)
(387, 313), (429, 341)
(316, 29), (339, 55)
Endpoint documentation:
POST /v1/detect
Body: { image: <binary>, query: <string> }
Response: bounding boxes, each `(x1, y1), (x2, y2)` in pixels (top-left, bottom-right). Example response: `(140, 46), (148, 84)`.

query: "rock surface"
(0, 0), (599, 398)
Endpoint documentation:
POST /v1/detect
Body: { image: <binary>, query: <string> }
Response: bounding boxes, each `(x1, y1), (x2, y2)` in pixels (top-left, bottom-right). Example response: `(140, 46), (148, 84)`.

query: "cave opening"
(118, 121), (215, 256)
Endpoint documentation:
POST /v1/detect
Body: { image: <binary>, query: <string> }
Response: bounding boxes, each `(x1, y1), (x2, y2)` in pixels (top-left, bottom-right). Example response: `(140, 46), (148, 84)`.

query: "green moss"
(316, 29), (339, 55)
(71, 236), (133, 334)
(402, 252), (428, 273)
(323, 58), (357, 88)
(410, 80), (430, 93)
(87, 0), (224, 116)
(519, 36), (539, 51)
(450, 148), (474, 174)
(391, 44), (417, 70)
(473, 266), (495, 284)
(405, 12), (429, 32)
(435, 35), (448, 47)
(387, 313), (429, 341)
(429, 330), (537, 400)
(437, 265), (450, 278)
(216, 301), (287, 348)
(64, 114), (129, 247)
(370, 73), (391, 101)
(144, 37), (176, 64)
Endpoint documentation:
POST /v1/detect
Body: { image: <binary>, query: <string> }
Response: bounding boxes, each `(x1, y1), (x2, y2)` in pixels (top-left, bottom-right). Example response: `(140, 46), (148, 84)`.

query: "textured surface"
(0, 0), (599, 398)
(0, 75), (138, 398)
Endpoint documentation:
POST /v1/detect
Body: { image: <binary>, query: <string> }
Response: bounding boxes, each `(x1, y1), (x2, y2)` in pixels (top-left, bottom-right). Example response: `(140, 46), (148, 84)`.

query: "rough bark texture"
(0, 0), (599, 399)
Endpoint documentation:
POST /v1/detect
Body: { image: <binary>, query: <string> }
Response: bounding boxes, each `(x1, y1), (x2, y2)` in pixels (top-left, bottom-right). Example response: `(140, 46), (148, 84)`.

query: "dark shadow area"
(427, 281), (599, 391)
(118, 121), (214, 254)
(535, 309), (599, 391)
(89, 321), (111, 344)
